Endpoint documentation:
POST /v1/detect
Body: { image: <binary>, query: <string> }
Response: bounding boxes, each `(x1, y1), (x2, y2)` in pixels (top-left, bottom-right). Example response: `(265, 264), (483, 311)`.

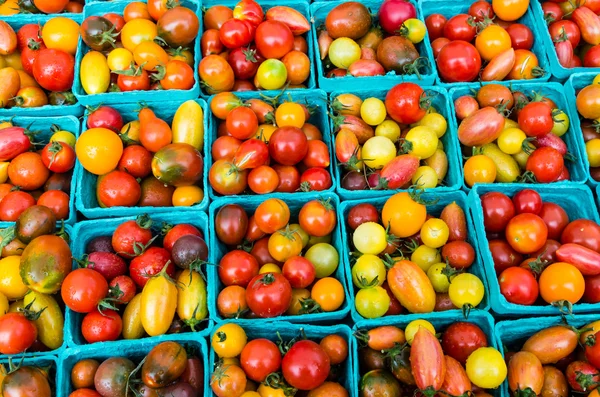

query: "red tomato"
(282, 256), (316, 288)
(109, 275), (136, 304)
(347, 203), (379, 230)
(245, 272), (292, 318)
(255, 20), (294, 59)
(542, 2), (564, 22)
(538, 203), (569, 240)
(219, 18), (254, 49)
(219, 250), (260, 287)
(584, 44), (600, 67)
(117, 145), (152, 178)
(425, 13), (447, 41)
(561, 219), (600, 253)
(443, 14), (477, 41)
(505, 213), (548, 254)
(233, 0), (264, 26)
(212, 136), (242, 161)
(512, 189), (542, 214)
(87, 106), (124, 132)
(431, 37), (450, 58)
(518, 102), (554, 137)
(437, 41), (482, 82)
(0, 313), (37, 354)
(269, 126), (308, 166)
(499, 266), (539, 305)
(81, 309), (122, 343)
(469, 0), (494, 20)
(61, 268), (108, 313)
(97, 170), (141, 208)
(548, 20), (581, 48)
(33, 48), (74, 92)
(441, 322), (488, 365)
(233, 138), (269, 170)
(240, 339), (282, 382)
(584, 274), (600, 303)
(37, 190), (70, 220)
(226, 106), (259, 140)
(489, 239), (524, 273)
(129, 247), (175, 287)
(532, 239), (561, 265)
(282, 340), (331, 390)
(506, 23), (533, 50)
(481, 192), (515, 232)
(385, 82), (427, 124)
(585, 331), (600, 369)
(250, 237), (281, 266)
(300, 167), (332, 191)
(303, 140), (330, 168)
(117, 68), (150, 91)
(163, 223), (202, 251)
(112, 217), (153, 256)
(0, 191), (35, 221)
(228, 46), (261, 80)
(248, 165), (279, 194)
(526, 147), (564, 183)
(273, 164), (300, 192)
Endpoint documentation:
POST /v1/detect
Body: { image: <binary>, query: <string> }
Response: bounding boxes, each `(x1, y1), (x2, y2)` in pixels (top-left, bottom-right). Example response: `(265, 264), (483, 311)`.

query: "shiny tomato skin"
(539, 203), (569, 240)
(255, 20), (294, 59)
(505, 213), (548, 254)
(282, 340), (331, 390)
(489, 239), (524, 274)
(300, 168), (332, 191)
(245, 272), (292, 318)
(512, 189), (542, 215)
(584, 274), (600, 303)
(129, 247), (174, 288)
(240, 339), (282, 382)
(81, 309), (122, 343)
(0, 313), (37, 354)
(273, 165), (300, 192)
(96, 171), (141, 208)
(443, 14), (477, 41)
(33, 48), (75, 92)
(219, 18), (253, 49)
(499, 266), (539, 305)
(117, 145), (152, 178)
(269, 126), (308, 166)
(437, 40), (481, 83)
(347, 203), (379, 230)
(441, 322), (488, 365)
(481, 192), (515, 232)
(561, 219), (600, 253)
(425, 13), (447, 41)
(506, 23), (533, 50)
(218, 250), (259, 287)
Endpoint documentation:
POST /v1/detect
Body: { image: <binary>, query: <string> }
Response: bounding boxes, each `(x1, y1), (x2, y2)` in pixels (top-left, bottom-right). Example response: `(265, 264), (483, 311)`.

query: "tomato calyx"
(408, 185), (439, 206)
(517, 170), (537, 184)
(460, 303), (474, 319)
(575, 371), (600, 391)
(403, 57), (430, 80)
(49, 91), (77, 106)
(136, 214), (153, 229)
(513, 386), (539, 397)
(298, 181), (313, 192)
(55, 220), (69, 242)
(297, 298), (322, 315)
(551, 299), (574, 316)
(419, 386), (438, 397)
(119, 123), (139, 145)
(242, 47), (258, 63)
(152, 64), (168, 81)
(263, 372), (298, 396)
(114, 62), (146, 77)
(442, 261), (463, 283)
(584, 333), (597, 347)
(18, 300), (44, 322)
(183, 302), (207, 331)
(341, 148), (364, 172)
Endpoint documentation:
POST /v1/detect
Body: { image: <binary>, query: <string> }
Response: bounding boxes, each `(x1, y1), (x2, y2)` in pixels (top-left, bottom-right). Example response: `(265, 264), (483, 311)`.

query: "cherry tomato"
(499, 267), (539, 305)
(539, 262), (585, 304)
(481, 192), (515, 232)
(505, 213), (548, 254)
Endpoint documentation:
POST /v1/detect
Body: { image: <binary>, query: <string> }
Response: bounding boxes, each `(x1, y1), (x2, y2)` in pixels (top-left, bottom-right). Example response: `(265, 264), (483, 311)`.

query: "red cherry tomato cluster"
(457, 85), (572, 186)
(0, 122), (75, 221)
(480, 189), (600, 307)
(211, 324), (349, 395)
(319, 0), (428, 79)
(209, 92), (332, 195)
(214, 198), (345, 319)
(199, 0), (311, 93)
(504, 321), (600, 396)
(63, 215), (208, 343)
(426, 0), (543, 82)
(543, 1), (600, 68)
(357, 320), (506, 394)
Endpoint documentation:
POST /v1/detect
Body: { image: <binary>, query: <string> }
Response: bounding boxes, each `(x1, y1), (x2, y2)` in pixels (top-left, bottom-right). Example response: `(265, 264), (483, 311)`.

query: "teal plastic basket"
(208, 321), (355, 397)
(564, 72), (598, 189)
(469, 183), (600, 315)
(67, 211), (213, 347)
(0, 14), (83, 117)
(420, 0), (550, 87)
(74, 99), (210, 219)
(207, 192), (352, 324)
(449, 81), (588, 190)
(496, 314), (600, 396)
(530, 0), (600, 81)
(0, 115), (80, 225)
(340, 190), (490, 324)
(310, 0), (437, 92)
(329, 86), (462, 200)
(201, 0), (316, 97)
(206, 89), (335, 200)
(58, 332), (210, 397)
(353, 311), (500, 396)
(0, 354), (59, 395)
(73, 0), (201, 106)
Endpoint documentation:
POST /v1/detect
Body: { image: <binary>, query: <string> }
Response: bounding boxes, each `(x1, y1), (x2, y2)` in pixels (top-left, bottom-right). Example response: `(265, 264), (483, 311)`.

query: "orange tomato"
(7, 152), (49, 190)
(123, 2), (152, 22)
(282, 50), (311, 85)
(33, 0), (69, 14)
(475, 25), (512, 62)
(311, 277), (345, 312)
(199, 54), (235, 94)
(507, 50), (541, 80)
(133, 41), (168, 71)
(75, 128), (124, 175)
(464, 155), (496, 186)
(539, 262), (585, 304)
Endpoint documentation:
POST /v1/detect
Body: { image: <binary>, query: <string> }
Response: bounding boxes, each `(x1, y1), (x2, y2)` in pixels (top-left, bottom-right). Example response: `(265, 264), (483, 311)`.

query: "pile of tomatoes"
(357, 318), (506, 396)
(575, 75), (600, 181)
(543, 1), (600, 68)
(0, 120), (76, 221)
(65, 215), (208, 344)
(209, 91), (332, 195)
(68, 341), (204, 397)
(214, 198), (345, 319)
(75, 101), (205, 209)
(456, 85), (573, 186)
(78, 1), (198, 95)
(333, 83), (450, 191)
(479, 189), (600, 308)
(345, 191), (484, 319)
(200, 0), (311, 93)
(0, 18), (80, 109)
(317, 0), (428, 79)
(426, 0), (543, 82)
(0, 0), (83, 15)
(0, 360), (55, 397)
(503, 319), (600, 395)
(0, 206), (71, 355)
(211, 323), (350, 396)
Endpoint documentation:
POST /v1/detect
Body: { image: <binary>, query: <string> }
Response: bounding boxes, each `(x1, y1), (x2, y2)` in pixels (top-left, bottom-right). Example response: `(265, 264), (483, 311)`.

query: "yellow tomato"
(0, 292), (7, 316)
(503, 118), (519, 130)
(311, 277), (345, 312)
(8, 300), (22, 313)
(551, 110), (569, 137)
(107, 48), (134, 72)
(492, 0), (529, 21)
(212, 323), (247, 358)
(172, 100), (204, 150)
(360, 97), (387, 126)
(419, 113), (447, 138)
(466, 347), (507, 389)
(3, 52), (22, 70)
(258, 385), (286, 397)
(587, 139), (600, 167)
(420, 218), (449, 248)
(80, 51), (110, 94)
(140, 266), (178, 337)
(172, 186), (204, 206)
(169, 48), (194, 67)
(255, 124), (277, 142)
(0, 162), (8, 184)
(0, 58), (5, 69)
(497, 127), (526, 155)
(121, 19), (158, 52)
(75, 127), (124, 175)
(375, 120), (400, 142)
(42, 17), (80, 55)
(23, 291), (63, 350)
(594, 73), (600, 85)
(362, 136), (396, 169)
(122, 293), (144, 340)
(259, 263), (281, 274)
(242, 392), (261, 397)
(50, 130), (76, 147)
(405, 126), (438, 159)
(0, 0), (18, 15)
(0, 120), (12, 129)
(275, 102), (305, 128)
(0, 256), (28, 300)
(464, 155), (496, 187)
(121, 120), (140, 143)
(133, 41), (168, 71)
(412, 165), (438, 188)
(411, 245), (441, 272)
(405, 320), (435, 345)
(17, 70), (39, 88)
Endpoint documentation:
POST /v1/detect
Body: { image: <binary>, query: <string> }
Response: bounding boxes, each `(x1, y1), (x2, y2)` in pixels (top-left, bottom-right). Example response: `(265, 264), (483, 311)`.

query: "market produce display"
(0, 0), (83, 15)
(209, 91), (332, 196)
(67, 214), (209, 345)
(0, 17), (80, 110)
(423, 0), (545, 83)
(199, 0), (312, 93)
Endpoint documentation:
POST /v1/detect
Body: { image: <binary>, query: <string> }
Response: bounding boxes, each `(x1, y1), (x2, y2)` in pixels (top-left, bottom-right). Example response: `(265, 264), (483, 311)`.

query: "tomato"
(199, 54), (235, 94)
(410, 326), (445, 393)
(212, 364), (247, 397)
(255, 20), (293, 59)
(505, 214), (548, 254)
(226, 106), (258, 141)
(444, 14), (476, 42)
(0, 191), (35, 221)
(320, 335), (348, 365)
(534, 203), (569, 241)
(215, 204), (248, 245)
(254, 198), (290, 234)
(268, 126), (308, 166)
(481, 192), (515, 232)
(526, 147), (564, 183)
(463, 155), (496, 186)
(0, 312), (36, 354)
(219, 18), (253, 49)
(245, 272), (292, 318)
(239, 339), (282, 383)
(32, 48), (74, 92)
(212, 323), (247, 358)
(282, 50), (310, 84)
(76, 127), (123, 175)
(255, 59), (287, 90)
(539, 262), (585, 304)
(268, 228), (303, 262)
(282, 256), (316, 289)
(508, 351), (544, 395)
(2, 366), (51, 397)
(305, 243), (339, 278)
(61, 268), (108, 313)
(218, 250), (259, 288)
(299, 199), (336, 237)
(352, 254), (385, 288)
(96, 170), (141, 208)
(512, 189), (542, 215)
(112, 216), (152, 256)
(246, 166), (277, 194)
(210, 159), (248, 195)
(518, 102), (554, 138)
(156, 6), (199, 48)
(561, 219), (600, 253)
(382, 192), (427, 238)
(385, 82), (427, 125)
(437, 41), (482, 83)
(476, 25), (512, 62)
(426, 13), (447, 41)
(466, 347), (507, 389)
(420, 218), (449, 248)
(387, 259), (436, 313)
(283, 340), (330, 390)
(506, 23), (533, 50)
(41, 17), (78, 55)
(71, 359), (99, 389)
(353, 222), (387, 255)
(493, 0), (528, 20)
(81, 309), (122, 343)
(499, 267), (539, 305)
(448, 273), (485, 309)
(347, 204), (379, 230)
(566, 361), (600, 393)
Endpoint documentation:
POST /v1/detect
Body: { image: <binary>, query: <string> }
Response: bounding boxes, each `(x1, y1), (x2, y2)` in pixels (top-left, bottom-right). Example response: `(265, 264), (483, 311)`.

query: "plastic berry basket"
(200, 0), (316, 98)
(468, 183), (600, 316)
(0, 354), (59, 395)
(208, 321), (355, 397)
(329, 85), (462, 200)
(66, 211), (213, 347)
(73, 0), (201, 106)
(448, 81), (588, 190)
(206, 89), (335, 200)
(310, 0), (437, 92)
(74, 99), (210, 219)
(0, 14), (83, 117)
(339, 190), (490, 324)
(419, 0), (550, 88)
(0, 115), (80, 225)
(58, 332), (210, 397)
(207, 192), (352, 324)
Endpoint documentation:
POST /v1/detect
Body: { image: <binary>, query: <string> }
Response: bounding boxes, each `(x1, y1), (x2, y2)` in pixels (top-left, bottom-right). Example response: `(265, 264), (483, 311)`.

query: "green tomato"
(329, 37), (361, 69)
(256, 59), (287, 90)
(352, 254), (386, 288)
(427, 263), (450, 293)
(355, 286), (390, 319)
(304, 243), (339, 278)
